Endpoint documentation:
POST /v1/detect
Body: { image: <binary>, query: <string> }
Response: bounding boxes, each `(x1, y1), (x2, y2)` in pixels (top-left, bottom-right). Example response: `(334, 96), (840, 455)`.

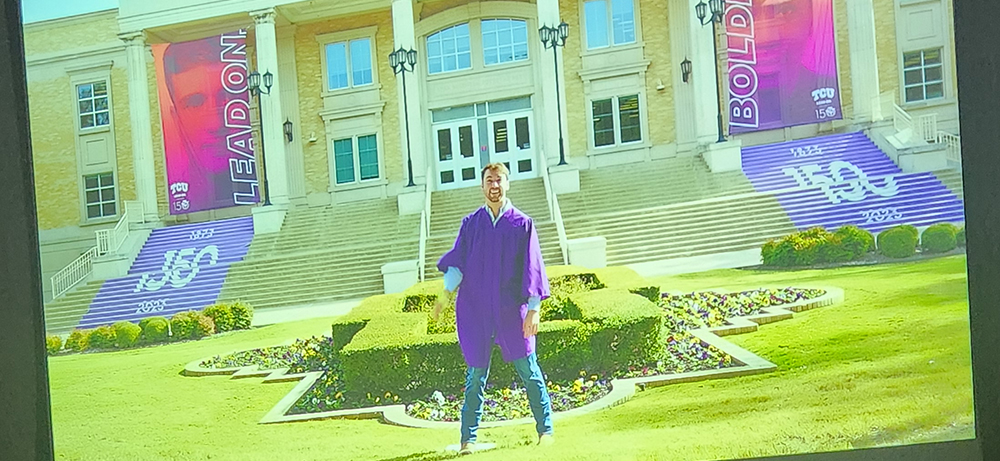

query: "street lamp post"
(696, 0), (727, 143)
(248, 69), (274, 206)
(539, 22), (570, 166)
(390, 47), (418, 187)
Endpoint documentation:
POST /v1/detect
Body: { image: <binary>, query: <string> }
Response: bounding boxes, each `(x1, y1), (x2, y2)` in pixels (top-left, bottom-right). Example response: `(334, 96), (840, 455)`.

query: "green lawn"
(49, 256), (975, 461)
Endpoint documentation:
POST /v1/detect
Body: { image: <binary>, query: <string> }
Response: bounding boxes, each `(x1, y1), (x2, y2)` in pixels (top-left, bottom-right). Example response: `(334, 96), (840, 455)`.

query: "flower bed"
(659, 288), (827, 329)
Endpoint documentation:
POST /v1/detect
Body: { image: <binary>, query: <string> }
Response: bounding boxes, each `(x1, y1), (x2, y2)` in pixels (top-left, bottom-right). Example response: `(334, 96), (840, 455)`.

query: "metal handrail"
(538, 151), (569, 265)
(938, 131), (962, 163)
(51, 247), (98, 299)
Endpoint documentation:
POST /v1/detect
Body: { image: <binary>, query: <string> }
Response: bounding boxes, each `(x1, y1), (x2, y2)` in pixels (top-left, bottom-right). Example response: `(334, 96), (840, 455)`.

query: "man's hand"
(523, 309), (540, 338)
(431, 299), (443, 322)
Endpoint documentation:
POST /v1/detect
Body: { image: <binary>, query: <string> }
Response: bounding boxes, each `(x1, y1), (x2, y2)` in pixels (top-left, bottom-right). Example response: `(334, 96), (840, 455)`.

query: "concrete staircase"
(933, 168), (965, 201)
(424, 178), (564, 280)
(217, 198), (420, 309)
(44, 280), (105, 335)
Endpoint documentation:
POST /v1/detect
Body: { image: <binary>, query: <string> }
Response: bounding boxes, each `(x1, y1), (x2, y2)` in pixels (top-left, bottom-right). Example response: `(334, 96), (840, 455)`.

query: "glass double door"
(434, 111), (535, 191)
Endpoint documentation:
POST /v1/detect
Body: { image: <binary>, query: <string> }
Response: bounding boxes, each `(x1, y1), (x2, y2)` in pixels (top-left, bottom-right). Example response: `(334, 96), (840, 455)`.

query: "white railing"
(418, 166), (433, 282)
(51, 200), (146, 299)
(938, 131), (962, 163)
(51, 247), (98, 299)
(892, 103), (913, 134)
(915, 114), (939, 143)
(538, 153), (569, 265)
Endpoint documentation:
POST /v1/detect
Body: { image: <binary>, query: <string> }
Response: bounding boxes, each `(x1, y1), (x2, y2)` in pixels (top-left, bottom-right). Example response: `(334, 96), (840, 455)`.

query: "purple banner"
(725, 0), (843, 133)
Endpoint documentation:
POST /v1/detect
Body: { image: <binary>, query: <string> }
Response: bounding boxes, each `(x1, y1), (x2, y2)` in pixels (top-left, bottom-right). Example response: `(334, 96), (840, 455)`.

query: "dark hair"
(481, 162), (510, 180)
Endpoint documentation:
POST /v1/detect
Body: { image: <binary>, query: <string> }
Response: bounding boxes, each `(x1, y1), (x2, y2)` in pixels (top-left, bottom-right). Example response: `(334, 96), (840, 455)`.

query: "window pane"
(926, 83), (944, 99)
(585, 1), (610, 49)
(79, 100), (94, 114)
(334, 138), (355, 184)
(86, 190), (100, 204)
(358, 134), (379, 180)
(443, 38), (456, 55)
(905, 86), (924, 102)
(429, 57), (442, 74)
(94, 97), (109, 111)
(459, 125), (474, 158)
(515, 117), (530, 149)
(351, 39), (373, 86)
(592, 99), (615, 146)
(923, 49), (942, 65)
(85, 175), (98, 189)
(78, 84), (93, 100)
(618, 95), (641, 143)
(483, 31), (498, 49)
(903, 51), (922, 69)
(904, 69), (923, 86)
(93, 81), (107, 95)
(438, 129), (453, 161)
(326, 42), (349, 90)
(611, 0), (636, 45)
(482, 20), (496, 33)
(101, 187), (115, 201)
(102, 202), (116, 216)
(462, 167), (476, 181)
(428, 41), (441, 56)
(518, 159), (532, 173)
(499, 47), (513, 63)
(96, 112), (110, 126)
(100, 173), (114, 187)
(493, 120), (509, 153)
(513, 43), (528, 61)
(925, 65), (943, 83)
(513, 22), (527, 44)
(87, 205), (101, 219)
(457, 52), (471, 70)
(484, 48), (499, 65)
(441, 170), (455, 184)
(80, 114), (95, 128)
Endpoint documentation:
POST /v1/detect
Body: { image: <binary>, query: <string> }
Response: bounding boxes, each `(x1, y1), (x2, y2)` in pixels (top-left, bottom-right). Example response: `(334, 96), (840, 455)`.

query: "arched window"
(427, 23), (472, 74)
(481, 19), (528, 66)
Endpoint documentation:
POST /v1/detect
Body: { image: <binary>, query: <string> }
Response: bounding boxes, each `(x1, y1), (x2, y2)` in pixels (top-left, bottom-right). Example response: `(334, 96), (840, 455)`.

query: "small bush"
(113, 321), (142, 349)
(87, 325), (117, 350)
(170, 311), (215, 340)
(957, 226), (966, 247)
(921, 223), (960, 253)
(762, 227), (838, 267)
(46, 335), (63, 355)
(65, 329), (89, 352)
(138, 317), (170, 344)
(629, 286), (662, 303)
(817, 234), (854, 264)
(900, 224), (920, 241)
(877, 226), (918, 258)
(540, 274), (602, 321)
(229, 301), (254, 330)
(204, 303), (236, 332)
(835, 225), (876, 258)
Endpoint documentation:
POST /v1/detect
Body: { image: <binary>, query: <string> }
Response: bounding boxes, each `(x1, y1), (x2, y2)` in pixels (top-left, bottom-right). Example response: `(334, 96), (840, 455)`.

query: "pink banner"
(152, 30), (259, 215)
(725, 0), (843, 133)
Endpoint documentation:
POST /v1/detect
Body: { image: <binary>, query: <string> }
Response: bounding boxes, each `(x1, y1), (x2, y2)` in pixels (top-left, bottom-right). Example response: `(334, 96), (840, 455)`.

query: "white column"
(277, 25), (307, 201)
(119, 31), (160, 222)
(689, 6), (720, 144)
(669, 0), (697, 151)
(391, 0), (427, 186)
(536, 0), (569, 166)
(847, 0), (881, 123)
(251, 8), (291, 205)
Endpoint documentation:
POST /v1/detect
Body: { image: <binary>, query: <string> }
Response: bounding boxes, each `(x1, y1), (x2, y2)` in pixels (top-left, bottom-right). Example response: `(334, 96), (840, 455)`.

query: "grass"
(48, 256), (974, 461)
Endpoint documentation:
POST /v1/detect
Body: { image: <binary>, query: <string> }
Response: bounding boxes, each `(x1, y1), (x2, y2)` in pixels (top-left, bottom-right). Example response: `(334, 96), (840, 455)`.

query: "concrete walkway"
(627, 248), (762, 278)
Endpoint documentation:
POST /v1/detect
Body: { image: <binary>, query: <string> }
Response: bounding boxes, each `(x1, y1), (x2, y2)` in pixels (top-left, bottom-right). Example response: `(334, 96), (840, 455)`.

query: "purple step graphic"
(741, 131), (965, 233)
(77, 217), (254, 330)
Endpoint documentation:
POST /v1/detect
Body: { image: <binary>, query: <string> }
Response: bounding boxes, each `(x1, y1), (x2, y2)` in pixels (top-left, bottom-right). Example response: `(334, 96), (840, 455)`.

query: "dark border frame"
(0, 0), (996, 459)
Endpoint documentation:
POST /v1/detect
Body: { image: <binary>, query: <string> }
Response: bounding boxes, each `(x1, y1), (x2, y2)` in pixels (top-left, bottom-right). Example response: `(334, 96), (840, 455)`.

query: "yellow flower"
(335, 392), (343, 399)
(393, 395), (400, 402)
(579, 370), (586, 377)
(385, 391), (392, 398)
(590, 375), (598, 381)
(367, 393), (372, 400)
(375, 397), (380, 403)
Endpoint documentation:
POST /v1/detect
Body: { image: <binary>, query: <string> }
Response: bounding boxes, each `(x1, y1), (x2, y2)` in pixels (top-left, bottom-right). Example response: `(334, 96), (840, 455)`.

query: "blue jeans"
(460, 352), (553, 444)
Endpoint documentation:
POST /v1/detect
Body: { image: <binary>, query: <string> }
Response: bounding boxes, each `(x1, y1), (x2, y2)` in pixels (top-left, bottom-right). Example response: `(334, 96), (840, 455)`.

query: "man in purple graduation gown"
(433, 162), (554, 454)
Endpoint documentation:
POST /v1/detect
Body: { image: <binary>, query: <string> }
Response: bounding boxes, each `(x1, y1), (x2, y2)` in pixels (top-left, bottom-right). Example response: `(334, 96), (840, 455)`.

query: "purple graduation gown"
(437, 205), (551, 368)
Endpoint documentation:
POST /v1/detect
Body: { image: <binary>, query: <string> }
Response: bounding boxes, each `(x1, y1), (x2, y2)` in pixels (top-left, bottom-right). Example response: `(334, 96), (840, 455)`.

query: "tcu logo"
(169, 182), (190, 195)
(791, 145), (823, 158)
(812, 88), (836, 105)
(133, 245), (220, 292)
(782, 161), (900, 204)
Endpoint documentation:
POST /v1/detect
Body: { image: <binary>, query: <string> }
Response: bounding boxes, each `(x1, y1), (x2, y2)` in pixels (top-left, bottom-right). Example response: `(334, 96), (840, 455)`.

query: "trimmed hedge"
(921, 223), (959, 253)
(229, 301), (254, 330)
(138, 317), (170, 344)
(113, 321), (142, 349)
(65, 329), (89, 352)
(87, 325), (117, 350)
(170, 310), (216, 340)
(46, 335), (63, 356)
(332, 266), (663, 402)
(204, 300), (254, 332)
(762, 226), (875, 267)
(957, 226), (966, 247)
(877, 225), (918, 258)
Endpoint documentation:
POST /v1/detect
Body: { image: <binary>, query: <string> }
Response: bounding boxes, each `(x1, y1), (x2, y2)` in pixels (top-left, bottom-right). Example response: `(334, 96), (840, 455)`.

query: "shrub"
(540, 274), (603, 321)
(877, 226), (918, 258)
(817, 234), (854, 264)
(204, 303), (236, 332)
(629, 286), (662, 303)
(138, 317), (170, 344)
(835, 225), (876, 258)
(762, 227), (839, 266)
(957, 226), (966, 247)
(229, 301), (254, 330)
(46, 335), (63, 355)
(921, 223), (960, 253)
(87, 325), (117, 350)
(900, 224), (920, 241)
(113, 321), (142, 349)
(170, 311), (215, 341)
(65, 329), (89, 352)
(403, 293), (455, 335)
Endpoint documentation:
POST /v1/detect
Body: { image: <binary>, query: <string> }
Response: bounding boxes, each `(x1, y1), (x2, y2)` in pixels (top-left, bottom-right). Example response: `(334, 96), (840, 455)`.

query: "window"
(482, 19), (528, 66)
(584, 0), (636, 50)
(77, 81), (110, 129)
(325, 38), (374, 91)
(333, 134), (380, 185)
(427, 23), (472, 74)
(84, 172), (116, 219)
(903, 48), (944, 103)
(592, 94), (642, 147)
